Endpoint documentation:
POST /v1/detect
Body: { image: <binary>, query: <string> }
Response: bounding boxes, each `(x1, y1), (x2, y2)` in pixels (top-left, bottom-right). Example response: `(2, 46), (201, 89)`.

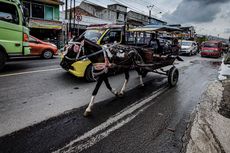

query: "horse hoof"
(83, 111), (91, 117)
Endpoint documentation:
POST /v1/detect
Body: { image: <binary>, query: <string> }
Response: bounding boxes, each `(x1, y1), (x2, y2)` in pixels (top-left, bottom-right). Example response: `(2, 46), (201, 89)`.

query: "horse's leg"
(104, 73), (118, 96)
(119, 69), (129, 95)
(84, 75), (104, 117)
(136, 68), (144, 86)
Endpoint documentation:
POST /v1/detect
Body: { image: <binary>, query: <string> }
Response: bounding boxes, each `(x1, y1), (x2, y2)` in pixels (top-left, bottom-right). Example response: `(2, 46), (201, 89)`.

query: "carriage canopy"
(128, 25), (182, 33)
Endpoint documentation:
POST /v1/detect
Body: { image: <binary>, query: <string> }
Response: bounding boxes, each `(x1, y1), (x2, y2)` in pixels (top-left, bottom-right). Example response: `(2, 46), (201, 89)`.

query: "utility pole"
(73, 0), (76, 35)
(65, 0), (68, 43)
(147, 5), (154, 24)
(65, 0), (68, 19)
(69, 0), (72, 39)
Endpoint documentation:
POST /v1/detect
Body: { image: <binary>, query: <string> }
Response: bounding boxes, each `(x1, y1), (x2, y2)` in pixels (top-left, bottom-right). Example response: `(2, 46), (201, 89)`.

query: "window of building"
(45, 6), (53, 20)
(0, 2), (19, 24)
(32, 3), (44, 19)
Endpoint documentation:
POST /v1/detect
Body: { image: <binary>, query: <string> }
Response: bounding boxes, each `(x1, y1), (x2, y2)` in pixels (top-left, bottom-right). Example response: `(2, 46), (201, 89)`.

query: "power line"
(112, 0), (147, 15)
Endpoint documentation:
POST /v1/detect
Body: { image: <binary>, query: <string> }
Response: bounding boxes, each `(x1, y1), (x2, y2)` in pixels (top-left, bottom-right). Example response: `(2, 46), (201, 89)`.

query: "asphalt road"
(0, 55), (222, 153)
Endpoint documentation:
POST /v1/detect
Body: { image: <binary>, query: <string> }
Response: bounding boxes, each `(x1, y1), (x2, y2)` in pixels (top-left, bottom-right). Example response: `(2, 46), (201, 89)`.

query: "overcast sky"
(70, 0), (230, 39)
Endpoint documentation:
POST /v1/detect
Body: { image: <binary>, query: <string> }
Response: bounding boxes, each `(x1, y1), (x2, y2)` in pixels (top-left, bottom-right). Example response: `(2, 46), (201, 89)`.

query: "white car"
(179, 40), (198, 56)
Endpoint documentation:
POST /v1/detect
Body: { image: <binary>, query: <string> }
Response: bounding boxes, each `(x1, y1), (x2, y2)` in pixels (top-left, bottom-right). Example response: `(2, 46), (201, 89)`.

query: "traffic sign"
(76, 14), (82, 22)
(75, 13), (82, 22)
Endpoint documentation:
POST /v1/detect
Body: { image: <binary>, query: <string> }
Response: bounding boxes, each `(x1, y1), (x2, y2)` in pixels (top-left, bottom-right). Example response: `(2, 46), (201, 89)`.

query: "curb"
(185, 80), (230, 153)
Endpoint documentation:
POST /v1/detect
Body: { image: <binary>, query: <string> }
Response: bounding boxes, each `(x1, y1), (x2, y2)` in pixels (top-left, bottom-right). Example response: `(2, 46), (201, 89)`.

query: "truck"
(0, 0), (30, 70)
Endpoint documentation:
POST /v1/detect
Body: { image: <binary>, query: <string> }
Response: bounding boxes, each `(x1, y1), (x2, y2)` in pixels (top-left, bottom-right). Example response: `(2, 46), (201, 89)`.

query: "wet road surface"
(79, 60), (220, 153)
(0, 55), (221, 153)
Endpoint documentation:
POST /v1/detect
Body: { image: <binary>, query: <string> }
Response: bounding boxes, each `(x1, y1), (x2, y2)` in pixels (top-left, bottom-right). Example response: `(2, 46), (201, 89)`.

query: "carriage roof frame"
(128, 24), (182, 33)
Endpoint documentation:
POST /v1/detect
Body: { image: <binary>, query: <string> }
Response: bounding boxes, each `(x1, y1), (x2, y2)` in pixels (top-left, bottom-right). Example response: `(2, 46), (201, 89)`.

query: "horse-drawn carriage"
(60, 24), (183, 116)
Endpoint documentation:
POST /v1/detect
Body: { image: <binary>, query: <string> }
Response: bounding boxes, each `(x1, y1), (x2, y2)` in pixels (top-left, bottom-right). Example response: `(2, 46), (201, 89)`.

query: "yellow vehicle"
(61, 24), (124, 81)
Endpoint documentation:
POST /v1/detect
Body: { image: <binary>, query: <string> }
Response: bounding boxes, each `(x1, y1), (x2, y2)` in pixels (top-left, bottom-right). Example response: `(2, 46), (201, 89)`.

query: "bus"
(0, 0), (30, 70)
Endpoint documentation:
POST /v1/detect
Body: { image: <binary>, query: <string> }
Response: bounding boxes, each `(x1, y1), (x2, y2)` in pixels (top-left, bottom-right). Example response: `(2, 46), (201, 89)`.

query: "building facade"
(61, 1), (167, 44)
(23, 0), (64, 47)
(127, 11), (166, 27)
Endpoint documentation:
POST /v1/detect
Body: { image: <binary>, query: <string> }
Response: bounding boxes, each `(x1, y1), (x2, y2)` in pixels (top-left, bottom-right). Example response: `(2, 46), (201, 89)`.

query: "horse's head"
(67, 36), (104, 63)
(60, 35), (105, 70)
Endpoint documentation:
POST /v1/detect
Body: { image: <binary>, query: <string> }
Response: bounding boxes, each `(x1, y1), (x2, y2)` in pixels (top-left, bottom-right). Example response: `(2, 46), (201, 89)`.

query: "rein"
(64, 43), (119, 61)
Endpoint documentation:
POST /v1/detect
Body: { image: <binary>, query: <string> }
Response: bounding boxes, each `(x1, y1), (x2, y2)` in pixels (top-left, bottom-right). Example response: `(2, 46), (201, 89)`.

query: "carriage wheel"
(133, 52), (144, 65)
(134, 52), (147, 77)
(168, 66), (179, 87)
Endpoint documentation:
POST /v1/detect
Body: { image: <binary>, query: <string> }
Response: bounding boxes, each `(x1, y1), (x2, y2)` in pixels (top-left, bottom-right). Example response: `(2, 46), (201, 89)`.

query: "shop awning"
(29, 19), (62, 30)
(32, 0), (64, 5)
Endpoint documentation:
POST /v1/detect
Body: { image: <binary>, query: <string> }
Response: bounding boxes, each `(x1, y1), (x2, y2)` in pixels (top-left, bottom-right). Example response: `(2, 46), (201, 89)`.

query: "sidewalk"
(186, 56), (230, 153)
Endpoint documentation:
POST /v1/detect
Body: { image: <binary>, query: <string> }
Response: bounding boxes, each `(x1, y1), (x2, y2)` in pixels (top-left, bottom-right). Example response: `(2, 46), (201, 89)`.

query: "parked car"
(29, 36), (58, 59)
(200, 41), (222, 58)
(179, 40), (198, 56)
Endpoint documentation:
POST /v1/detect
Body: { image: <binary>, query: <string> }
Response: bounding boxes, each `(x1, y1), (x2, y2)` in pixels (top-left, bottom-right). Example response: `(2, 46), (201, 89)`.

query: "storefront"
(29, 18), (63, 48)
(23, 0), (63, 48)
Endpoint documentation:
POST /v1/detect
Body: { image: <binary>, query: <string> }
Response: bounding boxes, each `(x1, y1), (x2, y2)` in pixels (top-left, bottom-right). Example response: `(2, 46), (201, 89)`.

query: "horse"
(61, 36), (145, 117)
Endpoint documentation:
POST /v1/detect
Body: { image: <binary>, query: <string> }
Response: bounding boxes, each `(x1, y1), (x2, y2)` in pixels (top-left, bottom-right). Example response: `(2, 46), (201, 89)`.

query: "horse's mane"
(74, 35), (102, 51)
(84, 38), (102, 51)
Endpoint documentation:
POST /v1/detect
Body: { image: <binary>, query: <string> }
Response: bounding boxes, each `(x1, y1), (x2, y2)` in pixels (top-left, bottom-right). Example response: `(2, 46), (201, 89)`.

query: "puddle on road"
(190, 60), (222, 68)
(218, 62), (230, 81)
(211, 61), (222, 66)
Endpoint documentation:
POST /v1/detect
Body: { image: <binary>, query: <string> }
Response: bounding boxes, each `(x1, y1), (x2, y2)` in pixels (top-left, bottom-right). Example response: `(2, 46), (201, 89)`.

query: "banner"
(29, 19), (62, 30)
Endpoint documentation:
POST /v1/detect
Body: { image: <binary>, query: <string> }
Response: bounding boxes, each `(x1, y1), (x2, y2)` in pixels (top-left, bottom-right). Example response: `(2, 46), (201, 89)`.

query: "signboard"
(76, 15), (82, 22)
(75, 12), (82, 36)
(29, 19), (62, 30)
(75, 12), (82, 22)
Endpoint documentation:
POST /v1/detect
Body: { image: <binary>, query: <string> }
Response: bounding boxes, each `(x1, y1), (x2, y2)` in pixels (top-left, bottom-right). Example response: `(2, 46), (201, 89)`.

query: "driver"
(149, 34), (162, 54)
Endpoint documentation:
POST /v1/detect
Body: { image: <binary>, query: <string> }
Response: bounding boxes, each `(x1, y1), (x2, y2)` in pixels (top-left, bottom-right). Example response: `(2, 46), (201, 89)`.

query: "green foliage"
(196, 36), (208, 44)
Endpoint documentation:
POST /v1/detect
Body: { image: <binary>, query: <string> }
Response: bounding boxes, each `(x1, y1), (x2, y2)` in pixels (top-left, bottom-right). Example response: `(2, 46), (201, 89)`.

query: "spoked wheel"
(134, 52), (144, 65)
(85, 64), (96, 82)
(134, 52), (148, 77)
(168, 66), (179, 87)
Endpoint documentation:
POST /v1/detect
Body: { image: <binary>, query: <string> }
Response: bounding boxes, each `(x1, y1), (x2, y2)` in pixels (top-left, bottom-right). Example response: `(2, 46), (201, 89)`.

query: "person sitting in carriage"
(148, 34), (163, 54)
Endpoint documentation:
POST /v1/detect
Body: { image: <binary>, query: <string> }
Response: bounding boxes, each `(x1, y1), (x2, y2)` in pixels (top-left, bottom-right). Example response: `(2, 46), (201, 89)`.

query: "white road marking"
(54, 86), (169, 153)
(0, 68), (62, 78)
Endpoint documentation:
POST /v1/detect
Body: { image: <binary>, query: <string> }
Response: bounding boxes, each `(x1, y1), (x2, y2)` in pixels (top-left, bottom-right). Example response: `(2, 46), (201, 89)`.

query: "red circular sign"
(75, 13), (82, 22)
